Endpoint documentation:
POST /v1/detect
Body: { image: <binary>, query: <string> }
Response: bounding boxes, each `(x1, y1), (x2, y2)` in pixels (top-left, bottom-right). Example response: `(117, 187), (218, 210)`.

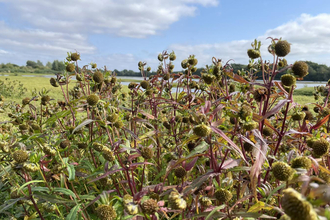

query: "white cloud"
(3, 0), (219, 38)
(169, 13), (330, 68)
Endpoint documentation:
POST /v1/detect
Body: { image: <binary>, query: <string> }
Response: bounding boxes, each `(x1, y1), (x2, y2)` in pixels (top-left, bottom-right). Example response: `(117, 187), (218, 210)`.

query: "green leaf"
(67, 164), (76, 181)
(72, 119), (94, 134)
(66, 204), (80, 220)
(186, 141), (208, 158)
(31, 187), (50, 193)
(53, 187), (76, 198)
(247, 201), (273, 213)
(18, 180), (44, 192)
(206, 205), (226, 220)
(33, 193), (75, 204)
(45, 110), (71, 125)
(266, 183), (286, 203)
(0, 198), (25, 213)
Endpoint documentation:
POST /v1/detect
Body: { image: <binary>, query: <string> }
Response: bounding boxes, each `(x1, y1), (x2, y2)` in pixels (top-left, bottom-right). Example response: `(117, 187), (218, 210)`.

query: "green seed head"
(281, 188), (318, 220)
(95, 205), (117, 220)
(229, 84), (236, 93)
(291, 156), (312, 169)
(247, 49), (261, 59)
(19, 124), (28, 131)
(66, 63), (75, 72)
(60, 140), (70, 149)
(140, 80), (150, 89)
(113, 120), (124, 129)
(93, 71), (104, 83)
(181, 59), (188, 69)
(158, 53), (163, 62)
(244, 142), (254, 152)
(87, 94), (99, 106)
(92, 142), (104, 152)
(199, 196), (212, 207)
(312, 138), (329, 158)
(23, 162), (39, 172)
(281, 74), (296, 87)
(239, 105), (253, 120)
(50, 77), (59, 87)
(140, 147), (154, 160)
(193, 124), (211, 137)
(262, 127), (273, 137)
(102, 147), (115, 161)
(292, 112), (306, 121)
(174, 166), (187, 178)
(243, 121), (258, 131)
(214, 189), (232, 203)
(202, 74), (215, 85)
(77, 142), (88, 149)
(13, 150), (29, 163)
(292, 61), (309, 78)
(169, 190), (187, 210)
(272, 161), (294, 181)
(71, 52), (80, 61)
(275, 40), (291, 57)
(107, 113), (119, 123)
(169, 51), (176, 61)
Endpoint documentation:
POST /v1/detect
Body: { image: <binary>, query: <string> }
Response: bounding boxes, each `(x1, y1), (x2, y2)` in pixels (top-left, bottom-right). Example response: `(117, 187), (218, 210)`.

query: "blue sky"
(0, 0), (330, 71)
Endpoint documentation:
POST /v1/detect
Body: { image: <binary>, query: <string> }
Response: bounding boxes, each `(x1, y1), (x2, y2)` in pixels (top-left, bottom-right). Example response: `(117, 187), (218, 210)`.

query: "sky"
(1, 0), (330, 71)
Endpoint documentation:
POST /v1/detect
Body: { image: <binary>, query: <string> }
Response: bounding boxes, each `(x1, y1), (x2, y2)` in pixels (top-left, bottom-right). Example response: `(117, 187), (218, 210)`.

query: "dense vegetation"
(0, 38), (330, 220)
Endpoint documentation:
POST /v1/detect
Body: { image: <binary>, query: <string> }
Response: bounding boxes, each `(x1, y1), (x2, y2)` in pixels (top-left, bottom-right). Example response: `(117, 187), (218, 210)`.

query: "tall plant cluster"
(0, 39), (330, 220)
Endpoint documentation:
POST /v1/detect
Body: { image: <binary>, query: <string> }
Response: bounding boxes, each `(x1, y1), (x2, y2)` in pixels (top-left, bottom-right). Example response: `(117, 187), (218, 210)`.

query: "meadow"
(0, 39), (330, 220)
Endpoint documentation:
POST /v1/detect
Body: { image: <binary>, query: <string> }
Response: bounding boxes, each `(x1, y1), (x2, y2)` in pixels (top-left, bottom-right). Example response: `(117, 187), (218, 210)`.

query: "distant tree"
(52, 60), (65, 71)
(26, 60), (38, 68)
(36, 60), (44, 67)
(46, 62), (52, 69)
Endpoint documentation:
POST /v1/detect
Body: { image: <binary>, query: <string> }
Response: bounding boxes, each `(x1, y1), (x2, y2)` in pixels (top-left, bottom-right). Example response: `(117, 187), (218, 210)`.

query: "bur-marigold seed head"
(202, 74), (215, 85)
(169, 51), (176, 61)
(169, 190), (187, 210)
(71, 52), (80, 61)
(41, 95), (50, 102)
(281, 74), (296, 87)
(158, 53), (163, 62)
(147, 66), (151, 72)
(163, 121), (171, 129)
(93, 71), (104, 83)
(291, 156), (312, 169)
(247, 49), (261, 59)
(163, 73), (170, 80)
(102, 147), (115, 161)
(181, 59), (188, 69)
(60, 140), (70, 149)
(114, 120), (124, 129)
(229, 84), (236, 93)
(77, 142), (88, 149)
(13, 150), (29, 163)
(187, 142), (196, 151)
(199, 196), (212, 207)
(141, 147), (154, 160)
(93, 142), (104, 152)
(272, 161), (294, 181)
(142, 199), (159, 214)
(95, 205), (117, 220)
(239, 105), (253, 120)
(23, 162), (39, 172)
(292, 112), (306, 121)
(66, 63), (75, 72)
(214, 189), (232, 203)
(312, 138), (329, 157)
(263, 127), (273, 137)
(174, 166), (187, 178)
(292, 61), (309, 78)
(244, 142), (254, 152)
(282, 188), (317, 220)
(87, 94), (99, 106)
(304, 111), (313, 121)
(22, 97), (30, 105)
(243, 121), (258, 131)
(140, 80), (150, 89)
(50, 78), (59, 87)
(19, 124), (28, 131)
(107, 113), (118, 123)
(193, 124), (211, 137)
(275, 40), (291, 57)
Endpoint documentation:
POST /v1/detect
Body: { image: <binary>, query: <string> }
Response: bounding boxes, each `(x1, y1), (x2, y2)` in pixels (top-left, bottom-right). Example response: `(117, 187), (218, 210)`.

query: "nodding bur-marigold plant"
(1, 38), (330, 220)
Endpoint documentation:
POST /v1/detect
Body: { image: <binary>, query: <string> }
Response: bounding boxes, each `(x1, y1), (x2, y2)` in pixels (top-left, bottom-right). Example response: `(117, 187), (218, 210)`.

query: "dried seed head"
(66, 63), (75, 72)
(93, 71), (104, 83)
(229, 84), (236, 93)
(272, 161), (294, 181)
(281, 188), (317, 220)
(292, 112), (306, 121)
(13, 150), (29, 163)
(291, 156), (312, 169)
(77, 142), (88, 149)
(71, 52), (80, 61)
(275, 40), (291, 57)
(292, 61), (309, 78)
(243, 121), (258, 131)
(247, 49), (261, 59)
(41, 95), (50, 102)
(19, 124), (28, 131)
(95, 205), (117, 220)
(281, 74), (296, 87)
(169, 51), (176, 61)
(140, 147), (154, 160)
(169, 190), (187, 210)
(113, 120), (124, 129)
(193, 124), (211, 137)
(174, 166), (187, 178)
(163, 121), (171, 129)
(141, 198), (159, 215)
(312, 138), (329, 158)
(87, 94), (99, 106)
(181, 59), (188, 69)
(163, 73), (170, 80)
(214, 189), (232, 203)
(43, 145), (56, 156)
(158, 53), (163, 62)
(304, 111), (313, 121)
